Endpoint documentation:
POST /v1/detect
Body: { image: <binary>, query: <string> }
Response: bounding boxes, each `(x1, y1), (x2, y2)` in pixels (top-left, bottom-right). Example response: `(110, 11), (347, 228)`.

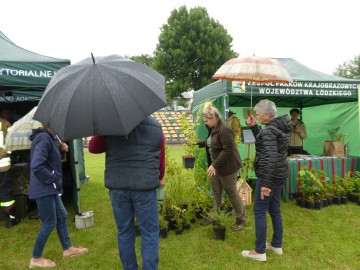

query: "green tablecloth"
(282, 156), (360, 201)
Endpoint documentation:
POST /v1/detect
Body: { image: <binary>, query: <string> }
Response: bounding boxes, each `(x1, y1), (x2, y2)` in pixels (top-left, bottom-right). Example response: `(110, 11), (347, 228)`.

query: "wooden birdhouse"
(236, 178), (253, 206)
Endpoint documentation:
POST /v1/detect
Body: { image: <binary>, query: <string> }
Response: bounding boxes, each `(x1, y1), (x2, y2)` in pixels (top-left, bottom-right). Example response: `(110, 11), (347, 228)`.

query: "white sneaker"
(266, 243), (283, 254)
(241, 250), (267, 261)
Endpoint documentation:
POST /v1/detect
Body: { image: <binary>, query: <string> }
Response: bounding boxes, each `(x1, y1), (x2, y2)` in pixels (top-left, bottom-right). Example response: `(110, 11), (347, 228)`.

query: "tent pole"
(358, 85), (360, 138)
(225, 92), (229, 122)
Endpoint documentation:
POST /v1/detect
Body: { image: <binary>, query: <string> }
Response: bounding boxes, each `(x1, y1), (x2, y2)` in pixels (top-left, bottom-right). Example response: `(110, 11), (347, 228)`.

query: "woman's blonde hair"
(202, 102), (221, 119)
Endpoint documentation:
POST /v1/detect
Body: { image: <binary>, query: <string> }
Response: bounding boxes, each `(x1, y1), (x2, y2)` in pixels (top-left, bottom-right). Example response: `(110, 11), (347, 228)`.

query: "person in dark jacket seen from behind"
(29, 123), (88, 268)
(241, 99), (291, 262)
(197, 102), (246, 231)
(88, 116), (165, 270)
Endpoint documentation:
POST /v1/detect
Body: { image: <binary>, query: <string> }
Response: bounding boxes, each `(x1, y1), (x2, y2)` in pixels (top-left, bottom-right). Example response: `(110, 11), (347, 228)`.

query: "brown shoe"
(231, 219), (246, 232)
(29, 258), (56, 268)
(63, 246), (88, 258)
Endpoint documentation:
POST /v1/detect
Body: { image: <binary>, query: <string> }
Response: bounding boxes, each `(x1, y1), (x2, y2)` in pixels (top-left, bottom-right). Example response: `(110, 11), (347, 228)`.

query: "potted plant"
(334, 176), (349, 204)
(167, 205), (178, 231)
(159, 215), (168, 238)
(327, 127), (346, 142)
(297, 166), (311, 208)
(240, 156), (255, 182)
(222, 194), (233, 213)
(325, 183), (334, 206)
(163, 196), (175, 221)
(206, 208), (229, 241)
(180, 114), (197, 168)
(349, 172), (360, 203)
(181, 208), (192, 229)
(191, 188), (212, 219)
(332, 183), (344, 205)
(164, 146), (192, 208)
(171, 205), (187, 235)
(306, 194), (315, 209)
(323, 127), (346, 157)
(297, 166), (326, 209)
(318, 177), (330, 208)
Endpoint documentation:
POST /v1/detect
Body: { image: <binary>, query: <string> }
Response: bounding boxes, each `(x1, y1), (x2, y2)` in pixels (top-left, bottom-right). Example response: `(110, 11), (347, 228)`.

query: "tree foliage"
(334, 55), (360, 79)
(152, 6), (237, 101)
(130, 54), (153, 67)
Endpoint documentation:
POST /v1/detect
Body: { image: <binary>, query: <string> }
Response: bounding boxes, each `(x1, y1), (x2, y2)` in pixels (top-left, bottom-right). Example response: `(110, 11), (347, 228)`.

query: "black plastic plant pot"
(182, 156), (195, 169)
(190, 218), (197, 224)
(213, 227), (226, 241)
(168, 218), (178, 230)
(194, 208), (203, 219)
(159, 228), (168, 238)
(182, 222), (191, 230)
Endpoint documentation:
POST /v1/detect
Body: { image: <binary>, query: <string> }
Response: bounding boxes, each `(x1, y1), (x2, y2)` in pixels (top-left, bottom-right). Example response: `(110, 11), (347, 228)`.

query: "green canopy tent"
(192, 58), (360, 156)
(0, 31), (86, 215)
(0, 31), (70, 103)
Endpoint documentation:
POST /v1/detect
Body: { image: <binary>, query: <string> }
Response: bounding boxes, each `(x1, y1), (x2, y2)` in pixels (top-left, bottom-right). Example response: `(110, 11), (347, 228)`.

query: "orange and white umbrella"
(212, 56), (293, 115)
(212, 56), (293, 83)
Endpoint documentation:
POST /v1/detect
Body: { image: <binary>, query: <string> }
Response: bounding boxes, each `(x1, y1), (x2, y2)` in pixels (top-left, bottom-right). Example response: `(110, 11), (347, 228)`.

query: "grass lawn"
(0, 145), (359, 269)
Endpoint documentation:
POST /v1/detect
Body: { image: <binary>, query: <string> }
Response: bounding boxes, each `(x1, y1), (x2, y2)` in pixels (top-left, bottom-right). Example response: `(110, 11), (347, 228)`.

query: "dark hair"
(290, 108), (300, 114)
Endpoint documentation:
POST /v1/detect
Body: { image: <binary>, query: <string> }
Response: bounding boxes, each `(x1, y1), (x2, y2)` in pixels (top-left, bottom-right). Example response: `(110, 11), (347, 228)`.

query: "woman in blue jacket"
(28, 124), (88, 268)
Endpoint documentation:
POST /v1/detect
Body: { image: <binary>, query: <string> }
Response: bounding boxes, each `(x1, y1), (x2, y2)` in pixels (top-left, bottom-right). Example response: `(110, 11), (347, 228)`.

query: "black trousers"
(0, 172), (13, 203)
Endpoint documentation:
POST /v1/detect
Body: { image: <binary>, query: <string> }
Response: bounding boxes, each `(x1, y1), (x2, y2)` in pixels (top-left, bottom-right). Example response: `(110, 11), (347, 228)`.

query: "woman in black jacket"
(241, 99), (291, 262)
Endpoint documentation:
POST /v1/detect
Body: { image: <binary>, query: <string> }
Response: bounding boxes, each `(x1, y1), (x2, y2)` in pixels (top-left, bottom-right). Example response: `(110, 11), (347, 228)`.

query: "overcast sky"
(2, 0), (359, 74)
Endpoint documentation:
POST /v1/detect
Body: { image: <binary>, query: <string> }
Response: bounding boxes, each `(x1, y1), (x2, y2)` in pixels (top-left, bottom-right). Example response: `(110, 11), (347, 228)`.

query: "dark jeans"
(254, 177), (285, 254)
(32, 195), (72, 258)
(110, 190), (159, 270)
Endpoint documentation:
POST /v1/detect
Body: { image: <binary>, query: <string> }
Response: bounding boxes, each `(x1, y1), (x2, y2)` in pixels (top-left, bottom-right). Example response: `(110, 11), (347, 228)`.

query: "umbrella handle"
(250, 85), (253, 118)
(55, 135), (63, 144)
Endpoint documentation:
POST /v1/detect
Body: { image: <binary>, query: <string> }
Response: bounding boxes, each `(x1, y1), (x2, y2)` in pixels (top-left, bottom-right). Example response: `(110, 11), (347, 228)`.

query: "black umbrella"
(34, 54), (167, 140)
